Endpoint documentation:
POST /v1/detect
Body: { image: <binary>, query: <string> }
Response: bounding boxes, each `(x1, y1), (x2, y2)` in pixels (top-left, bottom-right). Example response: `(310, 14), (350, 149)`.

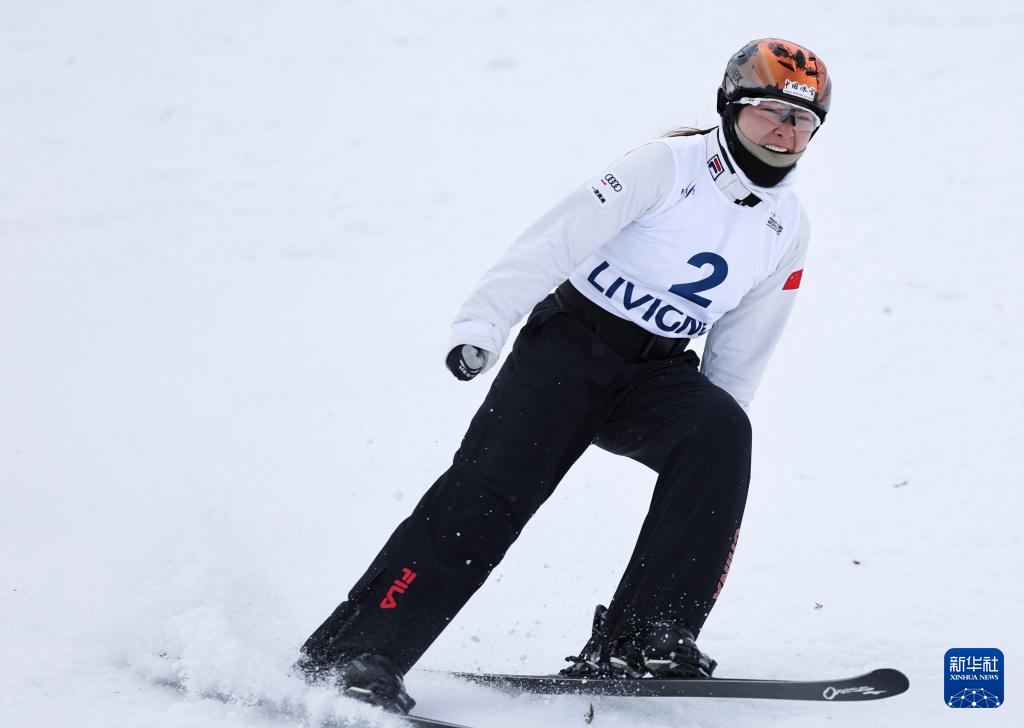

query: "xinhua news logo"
(945, 648), (1003, 708)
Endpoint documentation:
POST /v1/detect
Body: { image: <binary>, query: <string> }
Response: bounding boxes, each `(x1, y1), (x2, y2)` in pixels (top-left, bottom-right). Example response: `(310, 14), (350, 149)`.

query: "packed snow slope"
(3, 1), (1023, 727)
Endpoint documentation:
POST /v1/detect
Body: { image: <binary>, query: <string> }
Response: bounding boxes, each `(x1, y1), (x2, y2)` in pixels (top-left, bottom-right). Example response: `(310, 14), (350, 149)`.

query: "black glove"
(446, 345), (489, 381)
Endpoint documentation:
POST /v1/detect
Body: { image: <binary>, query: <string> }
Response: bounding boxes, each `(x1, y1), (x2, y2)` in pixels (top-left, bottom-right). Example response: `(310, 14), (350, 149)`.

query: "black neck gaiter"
(721, 106), (795, 188)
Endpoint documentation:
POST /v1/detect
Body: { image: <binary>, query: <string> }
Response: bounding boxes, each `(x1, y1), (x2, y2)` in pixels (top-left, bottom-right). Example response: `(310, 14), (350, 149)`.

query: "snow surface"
(3, 1), (1023, 726)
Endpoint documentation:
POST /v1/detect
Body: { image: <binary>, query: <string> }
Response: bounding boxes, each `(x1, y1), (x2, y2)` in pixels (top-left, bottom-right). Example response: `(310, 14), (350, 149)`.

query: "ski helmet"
(717, 39), (831, 123)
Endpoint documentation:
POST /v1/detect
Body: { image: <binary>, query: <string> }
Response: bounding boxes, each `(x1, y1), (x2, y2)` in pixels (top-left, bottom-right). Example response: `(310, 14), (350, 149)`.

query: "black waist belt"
(554, 281), (690, 362)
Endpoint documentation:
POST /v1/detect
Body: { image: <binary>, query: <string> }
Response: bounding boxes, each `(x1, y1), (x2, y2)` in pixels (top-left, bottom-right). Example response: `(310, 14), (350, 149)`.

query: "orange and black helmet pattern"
(718, 38), (832, 120)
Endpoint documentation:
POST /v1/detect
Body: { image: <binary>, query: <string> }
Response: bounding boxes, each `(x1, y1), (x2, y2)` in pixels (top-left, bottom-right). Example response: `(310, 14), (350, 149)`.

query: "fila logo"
(379, 568), (417, 609)
(712, 528), (740, 600)
(767, 215), (783, 235)
(707, 155), (724, 180)
(782, 269), (803, 290)
(681, 182), (696, 198)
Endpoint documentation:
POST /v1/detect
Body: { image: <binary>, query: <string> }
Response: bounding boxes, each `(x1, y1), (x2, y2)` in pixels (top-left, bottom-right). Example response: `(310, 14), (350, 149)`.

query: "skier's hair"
(663, 127), (716, 138)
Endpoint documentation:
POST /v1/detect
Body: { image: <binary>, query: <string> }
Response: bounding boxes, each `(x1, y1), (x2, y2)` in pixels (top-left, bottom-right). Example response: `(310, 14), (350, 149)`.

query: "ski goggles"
(737, 96), (822, 133)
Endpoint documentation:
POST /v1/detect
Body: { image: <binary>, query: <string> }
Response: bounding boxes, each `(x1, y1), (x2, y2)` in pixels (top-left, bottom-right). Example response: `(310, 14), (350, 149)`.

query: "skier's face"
(736, 104), (813, 154)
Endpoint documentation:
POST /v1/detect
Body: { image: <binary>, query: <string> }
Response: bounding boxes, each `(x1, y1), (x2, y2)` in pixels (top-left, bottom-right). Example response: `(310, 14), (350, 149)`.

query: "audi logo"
(604, 174), (622, 192)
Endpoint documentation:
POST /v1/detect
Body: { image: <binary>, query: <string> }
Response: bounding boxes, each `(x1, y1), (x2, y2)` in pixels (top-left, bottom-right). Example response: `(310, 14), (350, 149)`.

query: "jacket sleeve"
(700, 208), (811, 410)
(448, 141), (676, 368)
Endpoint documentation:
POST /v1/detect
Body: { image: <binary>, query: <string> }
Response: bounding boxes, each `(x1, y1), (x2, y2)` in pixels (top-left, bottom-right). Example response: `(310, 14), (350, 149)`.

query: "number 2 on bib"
(668, 252), (728, 309)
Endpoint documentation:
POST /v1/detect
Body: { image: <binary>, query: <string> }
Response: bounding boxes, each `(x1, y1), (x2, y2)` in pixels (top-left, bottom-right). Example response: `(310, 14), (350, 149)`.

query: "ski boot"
(560, 604), (626, 677)
(560, 605), (717, 679)
(296, 651), (416, 714)
(625, 620), (717, 678)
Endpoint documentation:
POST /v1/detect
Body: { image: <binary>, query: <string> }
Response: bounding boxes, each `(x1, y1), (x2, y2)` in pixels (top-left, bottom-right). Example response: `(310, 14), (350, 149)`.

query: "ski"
(154, 676), (474, 728)
(393, 714), (474, 728)
(388, 713), (473, 728)
(449, 667), (909, 702)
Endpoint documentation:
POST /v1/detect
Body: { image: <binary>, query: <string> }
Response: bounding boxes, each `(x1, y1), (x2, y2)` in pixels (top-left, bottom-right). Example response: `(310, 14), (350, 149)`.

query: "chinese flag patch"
(782, 269), (803, 290)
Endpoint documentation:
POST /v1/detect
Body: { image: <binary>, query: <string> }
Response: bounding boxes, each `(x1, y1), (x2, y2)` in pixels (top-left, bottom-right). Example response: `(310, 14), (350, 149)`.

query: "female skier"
(298, 38), (833, 713)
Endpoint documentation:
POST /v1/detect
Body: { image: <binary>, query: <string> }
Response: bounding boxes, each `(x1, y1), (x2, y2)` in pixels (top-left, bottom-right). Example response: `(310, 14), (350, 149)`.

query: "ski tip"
(870, 668), (910, 696)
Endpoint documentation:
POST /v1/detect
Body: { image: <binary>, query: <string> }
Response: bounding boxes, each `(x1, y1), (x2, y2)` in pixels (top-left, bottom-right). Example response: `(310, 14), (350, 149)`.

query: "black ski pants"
(303, 293), (752, 675)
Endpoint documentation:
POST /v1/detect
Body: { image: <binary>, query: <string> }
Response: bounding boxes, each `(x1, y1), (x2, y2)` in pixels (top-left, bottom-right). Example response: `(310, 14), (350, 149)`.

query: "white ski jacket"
(449, 128), (810, 410)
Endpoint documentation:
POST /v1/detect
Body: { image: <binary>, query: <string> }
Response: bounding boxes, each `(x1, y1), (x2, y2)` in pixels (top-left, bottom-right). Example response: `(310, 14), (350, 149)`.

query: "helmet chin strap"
(734, 123), (804, 167)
